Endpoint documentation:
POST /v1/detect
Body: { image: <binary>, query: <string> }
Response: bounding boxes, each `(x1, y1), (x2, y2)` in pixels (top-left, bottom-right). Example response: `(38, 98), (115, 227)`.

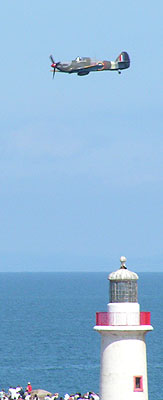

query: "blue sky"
(0, 0), (162, 271)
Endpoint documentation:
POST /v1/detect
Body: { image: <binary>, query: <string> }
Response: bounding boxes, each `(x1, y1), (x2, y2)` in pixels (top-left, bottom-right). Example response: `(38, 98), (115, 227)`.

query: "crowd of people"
(0, 383), (33, 400)
(63, 392), (99, 400)
(0, 384), (99, 400)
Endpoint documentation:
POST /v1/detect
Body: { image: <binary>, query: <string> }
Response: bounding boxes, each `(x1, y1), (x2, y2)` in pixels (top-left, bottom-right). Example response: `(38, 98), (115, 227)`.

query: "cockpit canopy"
(75, 56), (81, 62)
(74, 56), (87, 62)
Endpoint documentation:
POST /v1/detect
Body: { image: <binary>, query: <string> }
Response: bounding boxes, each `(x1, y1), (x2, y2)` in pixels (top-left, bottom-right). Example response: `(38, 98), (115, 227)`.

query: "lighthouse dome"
(108, 256), (138, 281)
(109, 268), (138, 281)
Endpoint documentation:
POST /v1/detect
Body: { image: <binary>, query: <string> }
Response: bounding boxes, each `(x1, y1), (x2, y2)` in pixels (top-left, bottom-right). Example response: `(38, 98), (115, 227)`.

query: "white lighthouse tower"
(94, 256), (153, 400)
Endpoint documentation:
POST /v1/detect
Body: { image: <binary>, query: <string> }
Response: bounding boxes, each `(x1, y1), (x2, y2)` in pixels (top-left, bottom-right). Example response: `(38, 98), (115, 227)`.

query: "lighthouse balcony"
(96, 311), (151, 326)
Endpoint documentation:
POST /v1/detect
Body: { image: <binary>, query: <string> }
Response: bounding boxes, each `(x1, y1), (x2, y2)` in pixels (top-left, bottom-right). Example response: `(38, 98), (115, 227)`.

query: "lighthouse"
(94, 256), (153, 400)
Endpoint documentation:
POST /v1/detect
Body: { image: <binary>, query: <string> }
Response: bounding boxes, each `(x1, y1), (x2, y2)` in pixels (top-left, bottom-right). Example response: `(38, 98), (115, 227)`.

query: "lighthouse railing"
(96, 311), (151, 326)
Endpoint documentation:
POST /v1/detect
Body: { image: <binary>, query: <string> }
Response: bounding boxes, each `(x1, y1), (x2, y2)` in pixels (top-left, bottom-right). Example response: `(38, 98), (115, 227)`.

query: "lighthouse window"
(134, 376), (143, 392)
(110, 280), (138, 303)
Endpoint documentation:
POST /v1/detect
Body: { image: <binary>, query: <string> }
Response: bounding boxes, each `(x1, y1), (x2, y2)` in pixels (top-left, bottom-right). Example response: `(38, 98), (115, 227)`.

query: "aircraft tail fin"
(115, 51), (130, 70)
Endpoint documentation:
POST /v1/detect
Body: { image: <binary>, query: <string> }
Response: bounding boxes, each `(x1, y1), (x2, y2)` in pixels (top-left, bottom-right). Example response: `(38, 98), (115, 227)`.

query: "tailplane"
(115, 51), (130, 70)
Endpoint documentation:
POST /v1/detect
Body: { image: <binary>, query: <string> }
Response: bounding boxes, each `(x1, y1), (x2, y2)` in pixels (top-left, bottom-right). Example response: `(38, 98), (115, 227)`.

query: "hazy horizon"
(0, 252), (162, 272)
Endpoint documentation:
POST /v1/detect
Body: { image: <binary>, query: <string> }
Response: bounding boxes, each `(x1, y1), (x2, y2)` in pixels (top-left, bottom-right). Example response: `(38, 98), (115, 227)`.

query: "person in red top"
(27, 383), (32, 393)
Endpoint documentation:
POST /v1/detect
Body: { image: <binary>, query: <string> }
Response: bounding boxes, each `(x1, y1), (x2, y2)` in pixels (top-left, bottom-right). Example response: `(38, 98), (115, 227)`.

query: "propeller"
(49, 55), (60, 78)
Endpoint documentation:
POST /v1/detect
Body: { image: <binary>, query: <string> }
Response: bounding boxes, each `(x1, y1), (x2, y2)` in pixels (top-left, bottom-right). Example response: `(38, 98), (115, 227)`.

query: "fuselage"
(56, 57), (115, 74)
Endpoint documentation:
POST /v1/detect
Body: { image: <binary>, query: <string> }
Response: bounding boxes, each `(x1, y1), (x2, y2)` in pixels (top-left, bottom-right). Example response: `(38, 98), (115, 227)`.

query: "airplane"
(50, 51), (130, 78)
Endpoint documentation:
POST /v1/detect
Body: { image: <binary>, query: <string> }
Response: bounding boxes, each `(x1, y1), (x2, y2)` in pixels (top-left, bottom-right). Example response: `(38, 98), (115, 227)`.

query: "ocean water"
(0, 272), (162, 400)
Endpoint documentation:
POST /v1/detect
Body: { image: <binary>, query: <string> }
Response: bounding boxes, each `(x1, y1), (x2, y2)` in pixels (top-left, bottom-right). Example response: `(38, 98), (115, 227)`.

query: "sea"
(0, 272), (162, 400)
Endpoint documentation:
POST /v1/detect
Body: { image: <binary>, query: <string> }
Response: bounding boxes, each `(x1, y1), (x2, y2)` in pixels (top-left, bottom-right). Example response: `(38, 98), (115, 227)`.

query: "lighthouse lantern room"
(94, 256), (153, 400)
